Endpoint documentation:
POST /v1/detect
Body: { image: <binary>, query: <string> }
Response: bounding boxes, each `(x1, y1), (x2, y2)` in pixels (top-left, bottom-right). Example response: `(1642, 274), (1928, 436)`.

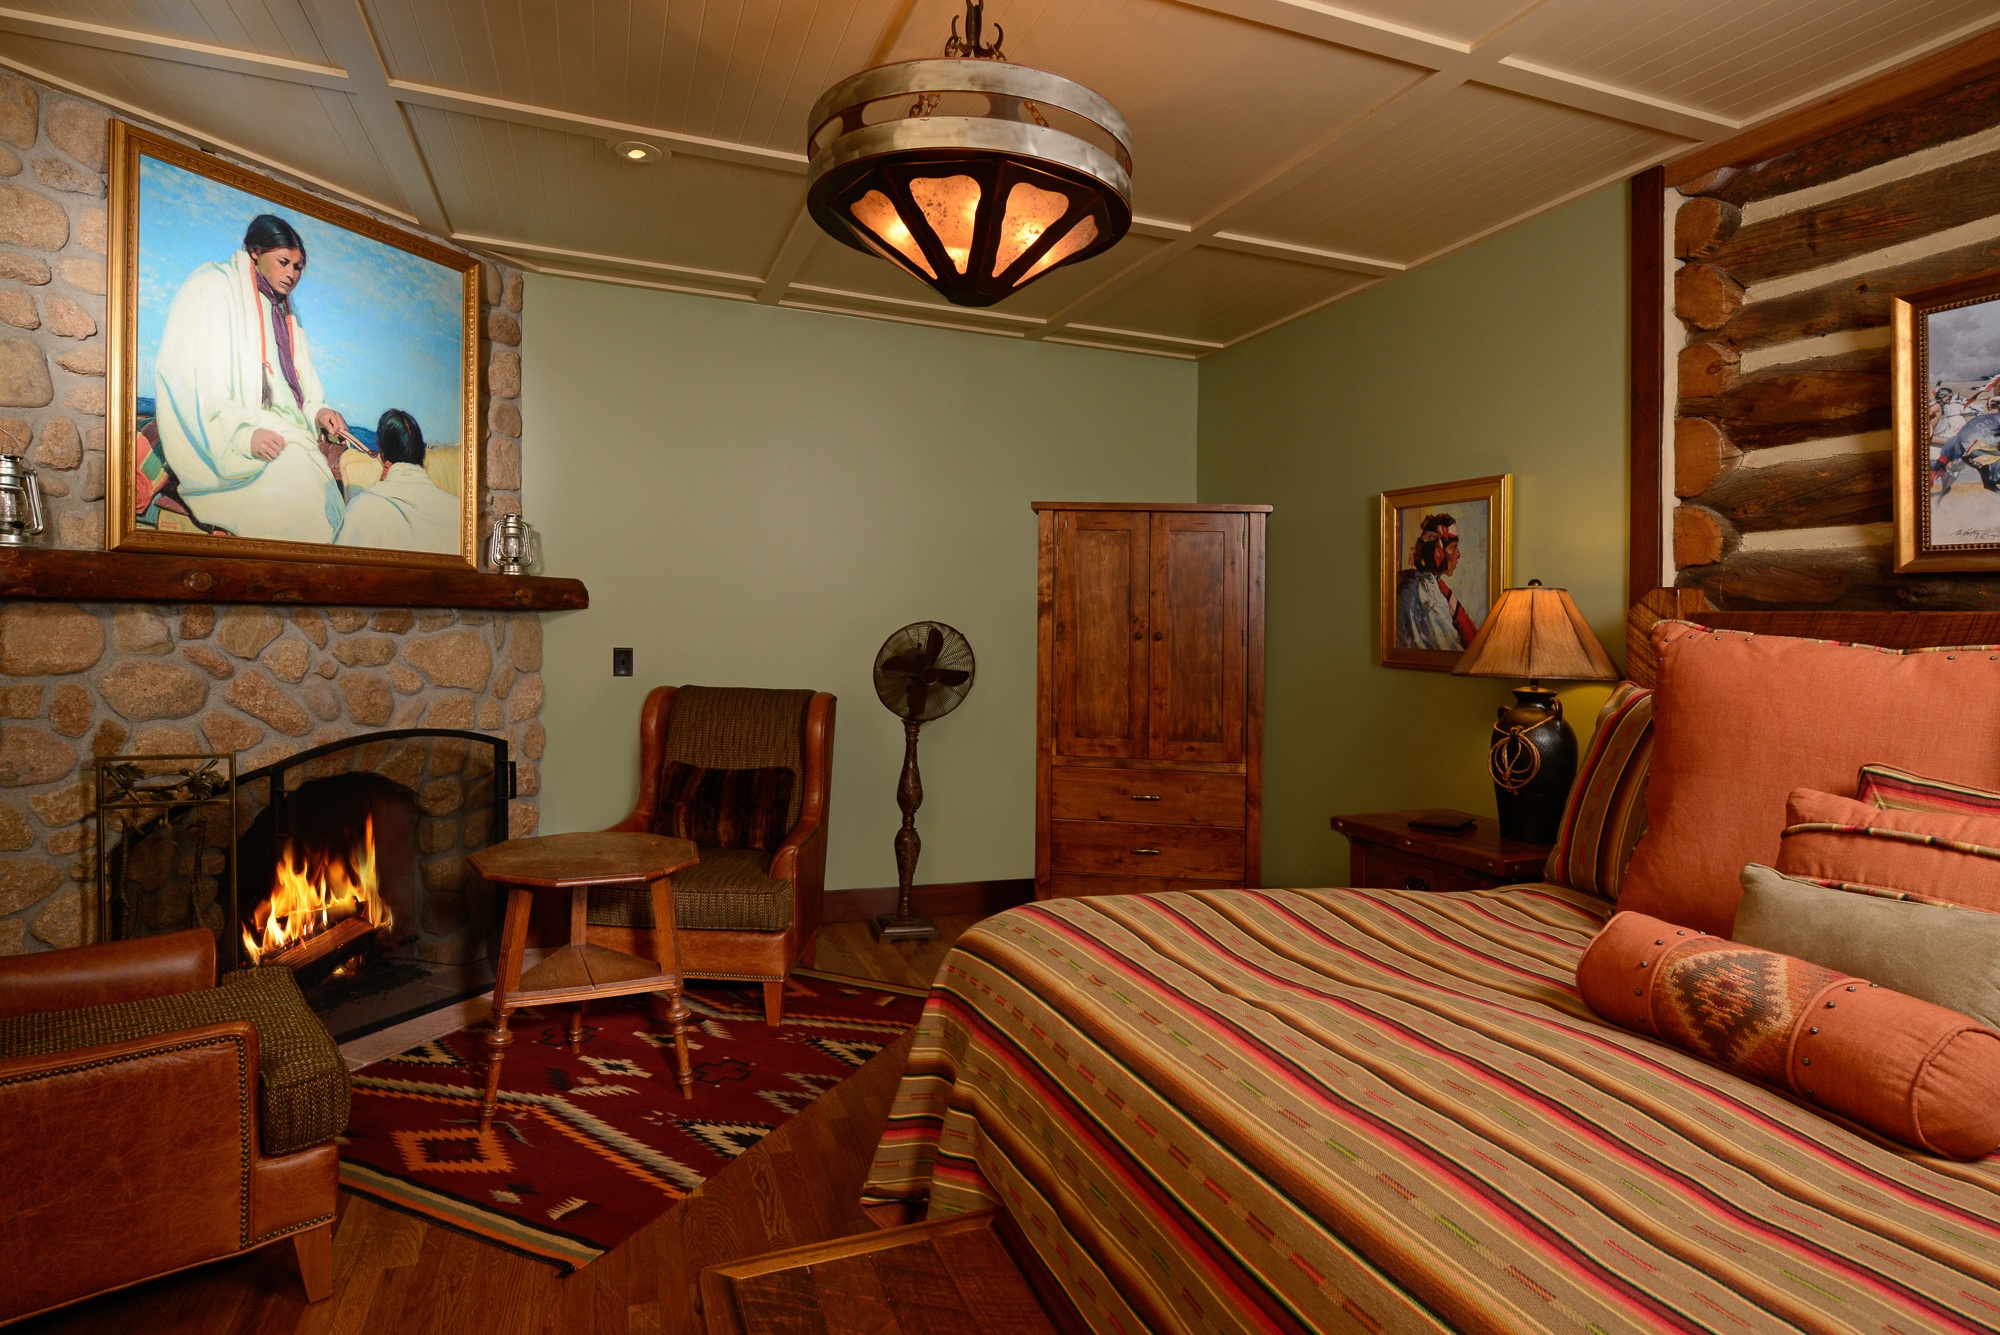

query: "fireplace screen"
(98, 729), (514, 1044)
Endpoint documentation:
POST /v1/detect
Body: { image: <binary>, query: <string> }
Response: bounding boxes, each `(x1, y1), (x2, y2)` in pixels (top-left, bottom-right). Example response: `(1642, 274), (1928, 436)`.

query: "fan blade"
(932, 668), (970, 687)
(924, 625), (944, 663)
(880, 650), (928, 676)
(905, 682), (931, 719)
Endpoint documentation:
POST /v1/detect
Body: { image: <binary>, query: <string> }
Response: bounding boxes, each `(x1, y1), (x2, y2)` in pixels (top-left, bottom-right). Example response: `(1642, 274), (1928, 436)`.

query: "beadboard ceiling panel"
(1513, 0), (2000, 120)
(1076, 247), (1377, 347)
(1234, 84), (1687, 264)
(407, 106), (802, 279)
(1, 0), (1995, 355)
(1, 34), (400, 207)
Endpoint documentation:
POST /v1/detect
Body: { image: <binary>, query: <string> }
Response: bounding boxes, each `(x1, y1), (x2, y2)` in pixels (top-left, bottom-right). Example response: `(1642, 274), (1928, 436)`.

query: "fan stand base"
(870, 912), (939, 942)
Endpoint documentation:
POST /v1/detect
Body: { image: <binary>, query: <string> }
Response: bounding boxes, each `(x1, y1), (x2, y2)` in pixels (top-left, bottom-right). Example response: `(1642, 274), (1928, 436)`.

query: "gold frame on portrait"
(106, 120), (480, 570)
(1378, 473), (1513, 672)
(1893, 266), (2000, 573)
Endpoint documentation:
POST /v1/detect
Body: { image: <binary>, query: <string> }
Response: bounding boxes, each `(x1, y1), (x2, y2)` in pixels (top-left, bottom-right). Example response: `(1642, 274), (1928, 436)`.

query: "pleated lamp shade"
(1452, 581), (1618, 683)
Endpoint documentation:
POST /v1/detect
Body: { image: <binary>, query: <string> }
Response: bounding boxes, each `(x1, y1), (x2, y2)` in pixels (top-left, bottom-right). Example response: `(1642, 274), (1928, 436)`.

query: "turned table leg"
(481, 884), (533, 1133)
(649, 873), (693, 1098)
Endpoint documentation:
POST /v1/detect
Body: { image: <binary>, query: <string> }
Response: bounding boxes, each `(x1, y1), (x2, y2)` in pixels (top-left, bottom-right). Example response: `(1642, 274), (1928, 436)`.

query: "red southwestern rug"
(337, 969), (926, 1272)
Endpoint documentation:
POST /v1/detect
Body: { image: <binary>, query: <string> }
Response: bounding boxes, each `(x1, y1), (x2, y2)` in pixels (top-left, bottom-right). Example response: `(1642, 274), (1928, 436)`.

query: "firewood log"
(260, 915), (374, 971)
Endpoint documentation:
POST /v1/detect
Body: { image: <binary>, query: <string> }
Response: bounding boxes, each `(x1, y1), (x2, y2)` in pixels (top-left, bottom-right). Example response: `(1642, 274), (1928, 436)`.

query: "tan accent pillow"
(1733, 864), (2000, 1030)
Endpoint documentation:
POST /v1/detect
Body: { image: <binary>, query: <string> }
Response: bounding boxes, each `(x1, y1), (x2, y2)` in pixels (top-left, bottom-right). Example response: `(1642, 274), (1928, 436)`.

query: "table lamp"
(1452, 580), (1619, 843)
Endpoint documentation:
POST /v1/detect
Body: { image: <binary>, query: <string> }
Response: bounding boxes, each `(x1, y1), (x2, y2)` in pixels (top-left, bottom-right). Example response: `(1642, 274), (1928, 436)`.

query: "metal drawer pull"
(1133, 847), (1162, 855)
(1129, 794), (1163, 801)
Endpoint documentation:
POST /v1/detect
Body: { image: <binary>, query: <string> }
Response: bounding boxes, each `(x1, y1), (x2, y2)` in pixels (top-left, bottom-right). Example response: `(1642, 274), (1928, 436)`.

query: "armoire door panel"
(1053, 511), (1149, 758)
(1149, 512), (1246, 763)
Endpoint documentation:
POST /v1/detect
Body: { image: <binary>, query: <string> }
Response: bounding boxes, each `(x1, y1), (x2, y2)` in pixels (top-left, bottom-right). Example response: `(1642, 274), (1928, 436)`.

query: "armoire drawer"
(1050, 820), (1246, 879)
(1049, 766), (1246, 826)
(1047, 873), (1243, 899)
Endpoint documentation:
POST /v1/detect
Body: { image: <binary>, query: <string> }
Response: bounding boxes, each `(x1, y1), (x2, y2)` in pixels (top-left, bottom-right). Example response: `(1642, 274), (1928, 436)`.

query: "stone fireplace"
(0, 66), (542, 962)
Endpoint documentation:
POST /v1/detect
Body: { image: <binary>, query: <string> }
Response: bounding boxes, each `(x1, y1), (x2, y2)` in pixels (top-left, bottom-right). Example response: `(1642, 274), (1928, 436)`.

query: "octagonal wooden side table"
(468, 831), (700, 1132)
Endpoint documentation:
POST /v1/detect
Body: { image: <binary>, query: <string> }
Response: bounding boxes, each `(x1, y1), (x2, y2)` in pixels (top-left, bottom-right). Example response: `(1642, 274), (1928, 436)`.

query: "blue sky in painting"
(134, 155), (462, 445)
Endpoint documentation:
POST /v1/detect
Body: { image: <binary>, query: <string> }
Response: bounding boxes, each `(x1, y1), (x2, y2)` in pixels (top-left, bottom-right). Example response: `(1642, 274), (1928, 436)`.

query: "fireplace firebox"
(234, 729), (514, 1043)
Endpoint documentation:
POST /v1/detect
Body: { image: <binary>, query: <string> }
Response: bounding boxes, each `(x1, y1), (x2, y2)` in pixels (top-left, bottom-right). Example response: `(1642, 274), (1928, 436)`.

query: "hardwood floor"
(21, 914), (984, 1335)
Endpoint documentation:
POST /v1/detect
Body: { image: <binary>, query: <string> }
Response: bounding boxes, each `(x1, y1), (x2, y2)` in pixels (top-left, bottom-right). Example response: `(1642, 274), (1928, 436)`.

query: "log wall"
(1670, 70), (2000, 609)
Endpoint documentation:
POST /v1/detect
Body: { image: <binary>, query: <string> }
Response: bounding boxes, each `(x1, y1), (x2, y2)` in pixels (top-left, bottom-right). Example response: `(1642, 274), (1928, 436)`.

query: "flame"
(241, 813), (393, 965)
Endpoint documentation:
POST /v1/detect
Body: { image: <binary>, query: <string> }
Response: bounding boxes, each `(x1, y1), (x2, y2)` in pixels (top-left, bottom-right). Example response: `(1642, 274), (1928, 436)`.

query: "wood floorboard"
(13, 913), (983, 1335)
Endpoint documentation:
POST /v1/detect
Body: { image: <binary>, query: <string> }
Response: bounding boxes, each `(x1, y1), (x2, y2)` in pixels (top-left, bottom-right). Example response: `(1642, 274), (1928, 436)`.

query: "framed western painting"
(107, 121), (480, 569)
(1378, 474), (1511, 671)
(1894, 266), (2000, 572)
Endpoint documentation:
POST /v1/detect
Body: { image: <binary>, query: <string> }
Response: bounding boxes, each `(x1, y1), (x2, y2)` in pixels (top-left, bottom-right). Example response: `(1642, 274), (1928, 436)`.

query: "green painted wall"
(1196, 187), (1631, 887)
(523, 280), (1197, 890)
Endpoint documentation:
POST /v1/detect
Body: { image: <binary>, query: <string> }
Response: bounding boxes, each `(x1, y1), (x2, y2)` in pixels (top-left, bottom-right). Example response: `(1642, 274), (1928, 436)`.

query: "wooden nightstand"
(1330, 810), (1553, 892)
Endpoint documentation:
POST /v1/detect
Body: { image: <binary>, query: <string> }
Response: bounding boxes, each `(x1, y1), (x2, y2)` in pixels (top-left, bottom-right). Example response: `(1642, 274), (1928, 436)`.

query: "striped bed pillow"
(1858, 763), (2000, 816)
(1544, 681), (1653, 900)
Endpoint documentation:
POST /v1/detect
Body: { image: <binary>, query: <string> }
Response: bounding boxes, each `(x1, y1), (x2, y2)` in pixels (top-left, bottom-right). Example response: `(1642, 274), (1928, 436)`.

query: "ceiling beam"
(295, 0), (448, 234)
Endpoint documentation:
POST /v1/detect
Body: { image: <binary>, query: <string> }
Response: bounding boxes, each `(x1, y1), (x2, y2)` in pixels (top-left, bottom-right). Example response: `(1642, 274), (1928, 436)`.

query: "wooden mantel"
(0, 546), (588, 610)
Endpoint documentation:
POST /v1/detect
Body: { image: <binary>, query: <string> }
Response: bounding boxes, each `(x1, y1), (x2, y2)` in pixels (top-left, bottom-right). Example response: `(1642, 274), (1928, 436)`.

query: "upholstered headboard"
(1625, 589), (2000, 688)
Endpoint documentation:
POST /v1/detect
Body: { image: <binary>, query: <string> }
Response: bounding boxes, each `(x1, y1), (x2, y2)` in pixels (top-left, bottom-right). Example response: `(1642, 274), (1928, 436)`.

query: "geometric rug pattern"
(337, 969), (927, 1273)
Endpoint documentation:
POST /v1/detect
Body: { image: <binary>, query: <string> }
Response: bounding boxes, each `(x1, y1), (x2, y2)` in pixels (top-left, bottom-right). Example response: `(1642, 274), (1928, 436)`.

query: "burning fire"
(241, 814), (394, 966)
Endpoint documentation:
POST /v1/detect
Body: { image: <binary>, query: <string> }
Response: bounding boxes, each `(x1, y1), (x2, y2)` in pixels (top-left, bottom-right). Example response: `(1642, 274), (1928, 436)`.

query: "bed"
(860, 595), (2000, 1334)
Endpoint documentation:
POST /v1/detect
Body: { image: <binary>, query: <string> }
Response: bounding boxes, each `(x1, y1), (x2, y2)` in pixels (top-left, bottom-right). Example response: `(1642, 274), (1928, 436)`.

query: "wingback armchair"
(0, 929), (348, 1324)
(596, 685), (835, 1025)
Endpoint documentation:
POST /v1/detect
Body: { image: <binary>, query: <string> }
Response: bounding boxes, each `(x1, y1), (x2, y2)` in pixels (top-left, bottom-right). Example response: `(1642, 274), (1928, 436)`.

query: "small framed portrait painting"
(1894, 267), (2000, 572)
(106, 121), (480, 569)
(1378, 474), (1512, 671)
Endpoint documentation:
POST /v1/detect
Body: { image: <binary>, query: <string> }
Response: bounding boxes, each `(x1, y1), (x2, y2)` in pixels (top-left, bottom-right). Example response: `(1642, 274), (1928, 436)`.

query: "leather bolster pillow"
(1578, 911), (2000, 1159)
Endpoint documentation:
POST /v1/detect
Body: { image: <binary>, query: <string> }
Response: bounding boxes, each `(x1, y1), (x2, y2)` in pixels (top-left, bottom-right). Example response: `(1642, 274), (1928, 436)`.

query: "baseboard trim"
(823, 878), (1034, 924)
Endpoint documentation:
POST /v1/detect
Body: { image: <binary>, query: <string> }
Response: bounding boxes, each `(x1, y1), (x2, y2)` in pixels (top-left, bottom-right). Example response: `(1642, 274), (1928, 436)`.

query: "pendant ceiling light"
(805, 1), (1132, 307)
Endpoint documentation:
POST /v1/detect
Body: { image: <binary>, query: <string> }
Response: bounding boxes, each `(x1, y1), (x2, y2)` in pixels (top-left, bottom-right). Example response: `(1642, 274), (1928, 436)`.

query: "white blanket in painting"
(153, 249), (340, 543)
(335, 462), (458, 553)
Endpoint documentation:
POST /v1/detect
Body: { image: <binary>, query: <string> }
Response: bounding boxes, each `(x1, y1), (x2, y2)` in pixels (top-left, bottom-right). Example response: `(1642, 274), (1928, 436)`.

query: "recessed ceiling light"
(611, 140), (665, 164)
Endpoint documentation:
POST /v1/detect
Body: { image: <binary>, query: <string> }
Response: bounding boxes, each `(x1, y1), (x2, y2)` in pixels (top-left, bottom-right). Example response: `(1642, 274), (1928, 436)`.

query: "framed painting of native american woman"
(1378, 474), (1511, 671)
(1894, 266), (2000, 573)
(107, 121), (479, 569)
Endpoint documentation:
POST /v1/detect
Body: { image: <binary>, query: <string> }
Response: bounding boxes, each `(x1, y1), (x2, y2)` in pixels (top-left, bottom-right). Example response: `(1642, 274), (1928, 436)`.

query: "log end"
(1674, 195), (1743, 259)
(1672, 504), (1737, 568)
(1673, 417), (1740, 497)
(1675, 262), (1747, 330)
(1677, 343), (1741, 399)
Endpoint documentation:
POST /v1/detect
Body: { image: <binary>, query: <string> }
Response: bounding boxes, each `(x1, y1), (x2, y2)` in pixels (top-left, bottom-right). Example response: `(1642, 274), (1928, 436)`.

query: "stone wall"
(0, 69), (540, 955)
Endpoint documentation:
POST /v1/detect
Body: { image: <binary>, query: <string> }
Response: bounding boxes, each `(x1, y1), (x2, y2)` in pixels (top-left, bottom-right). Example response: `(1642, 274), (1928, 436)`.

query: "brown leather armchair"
(0, 930), (345, 1325)
(595, 685), (834, 1025)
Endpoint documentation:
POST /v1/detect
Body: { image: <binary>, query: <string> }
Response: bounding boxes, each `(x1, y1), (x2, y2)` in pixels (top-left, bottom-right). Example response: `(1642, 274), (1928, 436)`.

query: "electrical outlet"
(612, 647), (633, 677)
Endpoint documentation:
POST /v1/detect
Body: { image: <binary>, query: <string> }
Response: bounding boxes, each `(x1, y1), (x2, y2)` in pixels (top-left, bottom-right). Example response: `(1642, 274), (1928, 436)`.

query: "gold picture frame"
(107, 121), (481, 569)
(1894, 266), (2000, 572)
(1378, 474), (1512, 671)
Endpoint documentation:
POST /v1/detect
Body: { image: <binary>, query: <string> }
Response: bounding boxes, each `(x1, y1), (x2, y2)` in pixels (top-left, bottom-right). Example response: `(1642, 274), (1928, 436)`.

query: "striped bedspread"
(861, 885), (2000, 1334)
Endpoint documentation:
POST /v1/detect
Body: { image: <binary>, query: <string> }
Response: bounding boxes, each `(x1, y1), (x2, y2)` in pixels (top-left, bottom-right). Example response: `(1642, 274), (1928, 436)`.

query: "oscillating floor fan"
(871, 621), (975, 941)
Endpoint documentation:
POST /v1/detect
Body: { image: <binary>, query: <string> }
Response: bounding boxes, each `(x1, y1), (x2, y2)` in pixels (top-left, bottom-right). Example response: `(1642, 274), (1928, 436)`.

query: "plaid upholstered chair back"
(659, 686), (818, 832)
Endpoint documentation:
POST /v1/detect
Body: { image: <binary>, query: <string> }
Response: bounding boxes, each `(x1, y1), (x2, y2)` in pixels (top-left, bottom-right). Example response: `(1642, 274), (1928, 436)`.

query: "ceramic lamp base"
(1489, 684), (1576, 845)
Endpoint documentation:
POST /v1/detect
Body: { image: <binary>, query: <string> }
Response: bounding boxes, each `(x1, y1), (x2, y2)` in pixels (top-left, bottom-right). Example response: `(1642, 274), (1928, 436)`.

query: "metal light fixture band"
(807, 59), (1132, 167)
(808, 118), (1131, 206)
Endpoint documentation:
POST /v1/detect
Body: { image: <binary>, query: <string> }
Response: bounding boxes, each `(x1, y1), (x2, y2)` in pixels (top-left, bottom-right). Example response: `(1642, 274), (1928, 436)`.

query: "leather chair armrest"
(0, 1019), (261, 1324)
(0, 928), (217, 1021)
(769, 819), (821, 886)
(603, 814), (651, 834)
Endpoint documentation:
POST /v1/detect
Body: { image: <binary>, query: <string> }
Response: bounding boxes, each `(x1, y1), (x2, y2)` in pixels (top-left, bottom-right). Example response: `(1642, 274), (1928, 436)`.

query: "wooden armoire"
(1033, 502), (1268, 899)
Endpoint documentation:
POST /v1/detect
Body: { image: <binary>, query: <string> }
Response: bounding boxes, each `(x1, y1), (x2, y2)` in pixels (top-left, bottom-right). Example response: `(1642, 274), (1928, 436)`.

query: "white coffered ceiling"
(0, 0), (1995, 358)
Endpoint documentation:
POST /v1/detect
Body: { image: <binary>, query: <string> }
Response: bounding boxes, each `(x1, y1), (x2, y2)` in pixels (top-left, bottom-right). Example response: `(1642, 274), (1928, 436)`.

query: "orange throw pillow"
(1775, 788), (2000, 913)
(1578, 910), (2000, 1159)
(1617, 624), (2000, 935)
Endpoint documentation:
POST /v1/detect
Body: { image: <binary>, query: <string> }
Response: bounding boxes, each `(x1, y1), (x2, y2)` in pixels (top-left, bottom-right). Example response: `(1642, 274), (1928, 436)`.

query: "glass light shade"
(806, 58), (1132, 307)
